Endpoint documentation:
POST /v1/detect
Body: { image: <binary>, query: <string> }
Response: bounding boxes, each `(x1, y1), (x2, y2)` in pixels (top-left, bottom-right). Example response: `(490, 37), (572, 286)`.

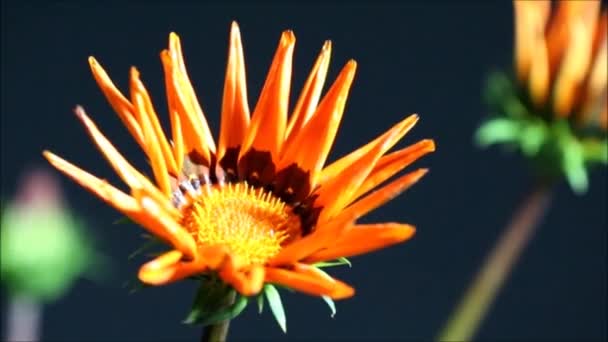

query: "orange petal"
(319, 114), (419, 187)
(171, 112), (185, 173)
(162, 50), (210, 163)
(269, 210), (355, 266)
(283, 40), (332, 148)
(74, 106), (146, 189)
(240, 30), (295, 161)
(546, 1), (600, 76)
(43, 151), (139, 214)
(316, 114), (420, 222)
(168, 33), (216, 155)
(265, 264), (354, 299)
(43, 151), (182, 244)
(218, 22), (251, 162)
(74, 106), (176, 217)
(138, 250), (208, 285)
(513, 1), (551, 83)
(87, 57), (145, 148)
(342, 168), (428, 220)
(553, 9), (598, 116)
(528, 33), (550, 107)
(160, 34), (215, 164)
(304, 223), (416, 263)
(137, 195), (197, 260)
(352, 139), (435, 201)
(197, 245), (231, 269)
(129, 67), (178, 176)
(132, 90), (171, 195)
(279, 60), (357, 186)
(580, 14), (607, 125)
(160, 50), (186, 172)
(219, 259), (265, 296)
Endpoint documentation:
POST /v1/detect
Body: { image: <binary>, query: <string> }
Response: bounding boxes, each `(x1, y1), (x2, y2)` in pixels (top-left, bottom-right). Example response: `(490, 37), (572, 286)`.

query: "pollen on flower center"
(181, 182), (301, 265)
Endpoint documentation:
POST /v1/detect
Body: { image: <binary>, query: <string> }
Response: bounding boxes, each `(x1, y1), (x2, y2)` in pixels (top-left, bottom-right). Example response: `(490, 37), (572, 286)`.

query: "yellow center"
(181, 182), (301, 265)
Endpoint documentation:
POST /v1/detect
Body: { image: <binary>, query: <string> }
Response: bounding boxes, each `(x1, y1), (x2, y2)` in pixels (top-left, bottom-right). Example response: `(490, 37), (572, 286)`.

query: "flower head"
(44, 23), (434, 303)
(477, 1), (607, 193)
(514, 0), (606, 128)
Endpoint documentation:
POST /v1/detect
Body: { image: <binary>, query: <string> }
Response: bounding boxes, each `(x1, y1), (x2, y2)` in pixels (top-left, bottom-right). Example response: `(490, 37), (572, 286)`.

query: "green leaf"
(475, 118), (521, 147)
(264, 284), (287, 333)
(561, 139), (588, 194)
(128, 237), (164, 260)
(321, 295), (336, 318)
(313, 257), (352, 268)
(257, 292), (265, 314)
(183, 281), (248, 326)
(123, 278), (151, 294)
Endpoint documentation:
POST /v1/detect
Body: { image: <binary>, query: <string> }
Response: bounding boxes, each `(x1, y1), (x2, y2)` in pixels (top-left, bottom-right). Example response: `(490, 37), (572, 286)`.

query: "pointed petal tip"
(42, 150), (55, 162)
(346, 59), (357, 70)
(401, 224), (417, 240)
(130, 66), (140, 77)
(229, 21), (243, 44)
(88, 56), (98, 66)
(42, 150), (64, 167)
(322, 40), (332, 51)
(169, 32), (181, 48)
(414, 168), (430, 183)
(330, 283), (355, 300)
(74, 105), (87, 119)
(230, 21), (240, 31)
(394, 113), (420, 135)
(280, 29), (296, 45)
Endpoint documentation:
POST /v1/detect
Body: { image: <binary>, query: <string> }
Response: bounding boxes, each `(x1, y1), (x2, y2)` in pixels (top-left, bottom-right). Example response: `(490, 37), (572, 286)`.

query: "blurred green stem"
(200, 290), (236, 342)
(5, 294), (41, 342)
(438, 183), (553, 341)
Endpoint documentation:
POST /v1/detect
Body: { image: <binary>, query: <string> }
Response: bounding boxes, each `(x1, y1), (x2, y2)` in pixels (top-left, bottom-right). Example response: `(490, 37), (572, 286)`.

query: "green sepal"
(256, 291), (265, 314)
(484, 71), (528, 119)
(123, 277), (151, 294)
(264, 284), (287, 333)
(183, 279), (248, 326)
(478, 71), (607, 194)
(581, 138), (608, 164)
(112, 216), (133, 225)
(313, 257), (352, 268)
(312, 266), (340, 318)
(555, 123), (588, 194)
(321, 295), (336, 318)
(520, 120), (548, 156)
(475, 117), (521, 147)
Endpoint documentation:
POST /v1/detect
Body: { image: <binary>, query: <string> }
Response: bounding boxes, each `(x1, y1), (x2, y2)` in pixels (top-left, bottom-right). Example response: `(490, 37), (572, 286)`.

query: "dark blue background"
(1, 2), (606, 340)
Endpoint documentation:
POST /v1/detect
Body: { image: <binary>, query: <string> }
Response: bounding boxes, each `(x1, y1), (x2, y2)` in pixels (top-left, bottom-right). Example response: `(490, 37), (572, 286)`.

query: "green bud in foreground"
(1, 168), (98, 302)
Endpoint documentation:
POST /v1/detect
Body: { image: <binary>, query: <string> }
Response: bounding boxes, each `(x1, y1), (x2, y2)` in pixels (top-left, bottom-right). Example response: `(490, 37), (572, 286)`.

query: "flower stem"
(438, 182), (553, 341)
(200, 290), (236, 342)
(5, 294), (42, 342)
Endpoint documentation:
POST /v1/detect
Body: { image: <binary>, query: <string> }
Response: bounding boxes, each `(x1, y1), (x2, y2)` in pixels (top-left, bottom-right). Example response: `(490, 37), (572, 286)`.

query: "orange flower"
(514, 0), (607, 129)
(43, 22), (434, 299)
